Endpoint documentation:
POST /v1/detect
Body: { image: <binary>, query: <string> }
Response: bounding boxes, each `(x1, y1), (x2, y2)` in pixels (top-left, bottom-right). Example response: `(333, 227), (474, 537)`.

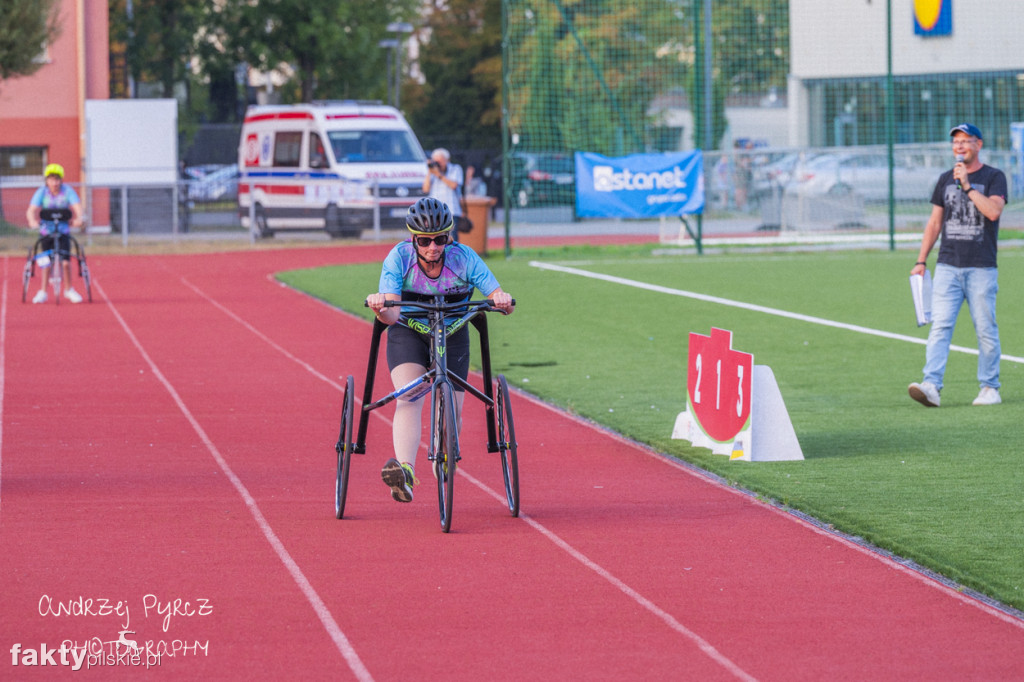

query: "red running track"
(1, 247), (1022, 680)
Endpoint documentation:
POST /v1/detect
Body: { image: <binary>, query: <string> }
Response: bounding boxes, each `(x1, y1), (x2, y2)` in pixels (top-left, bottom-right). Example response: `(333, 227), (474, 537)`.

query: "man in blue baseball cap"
(949, 122), (983, 139)
(908, 123), (1007, 407)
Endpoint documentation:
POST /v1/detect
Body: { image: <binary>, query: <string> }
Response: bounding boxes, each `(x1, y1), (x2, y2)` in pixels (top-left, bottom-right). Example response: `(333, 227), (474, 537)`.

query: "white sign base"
(673, 365), (803, 462)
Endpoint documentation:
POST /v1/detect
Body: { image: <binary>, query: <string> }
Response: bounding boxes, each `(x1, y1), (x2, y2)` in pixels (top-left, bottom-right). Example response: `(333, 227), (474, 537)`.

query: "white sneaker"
(64, 288), (83, 304)
(972, 387), (1001, 406)
(32, 290), (48, 304)
(908, 381), (940, 407)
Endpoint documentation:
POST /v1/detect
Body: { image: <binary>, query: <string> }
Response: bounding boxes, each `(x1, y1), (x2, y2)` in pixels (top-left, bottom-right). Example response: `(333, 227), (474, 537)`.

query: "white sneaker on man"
(64, 288), (83, 304)
(32, 290), (48, 304)
(908, 381), (940, 407)
(972, 387), (1001, 406)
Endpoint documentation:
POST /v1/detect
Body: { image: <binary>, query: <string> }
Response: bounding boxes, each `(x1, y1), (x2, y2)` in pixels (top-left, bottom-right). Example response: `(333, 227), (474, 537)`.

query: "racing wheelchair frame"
(22, 207), (92, 304)
(334, 296), (519, 532)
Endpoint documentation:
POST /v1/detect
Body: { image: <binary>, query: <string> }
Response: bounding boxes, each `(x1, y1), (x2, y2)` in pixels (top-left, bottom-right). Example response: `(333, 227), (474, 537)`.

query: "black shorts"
(40, 233), (71, 256)
(386, 322), (470, 391)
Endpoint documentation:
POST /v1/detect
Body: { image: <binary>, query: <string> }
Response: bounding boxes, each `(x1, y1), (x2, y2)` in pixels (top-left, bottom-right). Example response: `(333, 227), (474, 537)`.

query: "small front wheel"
(496, 375), (520, 517)
(21, 258), (32, 303)
(335, 375), (355, 519)
(51, 250), (63, 306)
(431, 381), (459, 532)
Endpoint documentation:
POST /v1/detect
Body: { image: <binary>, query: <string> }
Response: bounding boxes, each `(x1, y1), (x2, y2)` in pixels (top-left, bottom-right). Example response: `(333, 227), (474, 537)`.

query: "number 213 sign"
(687, 328), (753, 443)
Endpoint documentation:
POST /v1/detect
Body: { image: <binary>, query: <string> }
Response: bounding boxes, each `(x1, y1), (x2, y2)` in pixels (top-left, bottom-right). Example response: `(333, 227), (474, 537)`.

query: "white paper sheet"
(910, 270), (932, 327)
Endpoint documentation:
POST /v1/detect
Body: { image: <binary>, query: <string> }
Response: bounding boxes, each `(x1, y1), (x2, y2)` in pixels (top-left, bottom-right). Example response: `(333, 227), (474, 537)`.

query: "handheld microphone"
(955, 154), (965, 190)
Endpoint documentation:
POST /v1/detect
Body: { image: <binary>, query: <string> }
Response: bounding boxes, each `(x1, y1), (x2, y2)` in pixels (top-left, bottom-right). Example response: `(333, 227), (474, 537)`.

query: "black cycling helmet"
(405, 197), (454, 235)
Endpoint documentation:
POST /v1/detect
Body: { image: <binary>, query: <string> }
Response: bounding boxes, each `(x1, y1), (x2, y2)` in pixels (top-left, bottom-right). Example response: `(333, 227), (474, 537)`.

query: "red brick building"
(0, 0), (109, 225)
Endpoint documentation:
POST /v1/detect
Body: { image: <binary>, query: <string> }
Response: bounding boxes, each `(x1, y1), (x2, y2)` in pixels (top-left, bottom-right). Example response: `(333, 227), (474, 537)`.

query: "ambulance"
(238, 101), (428, 238)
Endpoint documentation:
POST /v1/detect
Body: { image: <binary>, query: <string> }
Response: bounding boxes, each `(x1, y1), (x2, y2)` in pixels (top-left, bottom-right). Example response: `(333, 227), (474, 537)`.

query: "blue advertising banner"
(575, 151), (704, 218)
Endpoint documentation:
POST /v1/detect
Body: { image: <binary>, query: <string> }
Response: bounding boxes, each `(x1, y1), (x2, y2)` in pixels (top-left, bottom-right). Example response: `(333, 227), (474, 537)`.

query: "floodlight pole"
(690, 0), (711, 254)
(886, 0), (895, 251)
(702, 0), (713, 152)
(377, 39), (398, 106)
(386, 22), (414, 110)
(501, 0), (511, 258)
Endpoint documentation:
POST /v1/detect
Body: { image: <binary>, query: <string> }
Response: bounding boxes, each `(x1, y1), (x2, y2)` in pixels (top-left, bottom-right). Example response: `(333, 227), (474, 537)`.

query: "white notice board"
(86, 99), (178, 185)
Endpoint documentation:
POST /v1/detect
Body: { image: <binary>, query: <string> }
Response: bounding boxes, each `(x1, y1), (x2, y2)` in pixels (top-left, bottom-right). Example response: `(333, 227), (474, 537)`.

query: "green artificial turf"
(277, 243), (1024, 613)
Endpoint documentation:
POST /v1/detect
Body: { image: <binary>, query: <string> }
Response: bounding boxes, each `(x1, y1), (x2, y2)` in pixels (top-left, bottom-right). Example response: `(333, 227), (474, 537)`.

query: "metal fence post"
(172, 182), (179, 239)
(372, 179), (381, 241)
(249, 193), (256, 244)
(121, 185), (129, 248)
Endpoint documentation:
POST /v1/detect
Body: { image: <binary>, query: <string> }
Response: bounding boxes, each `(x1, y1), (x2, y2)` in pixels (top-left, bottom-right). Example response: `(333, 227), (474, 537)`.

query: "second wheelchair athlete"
(25, 163), (86, 304)
(365, 197), (514, 503)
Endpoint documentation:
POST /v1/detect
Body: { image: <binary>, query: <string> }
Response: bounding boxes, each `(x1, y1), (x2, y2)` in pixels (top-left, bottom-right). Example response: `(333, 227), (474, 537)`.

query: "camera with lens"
(427, 161), (440, 170)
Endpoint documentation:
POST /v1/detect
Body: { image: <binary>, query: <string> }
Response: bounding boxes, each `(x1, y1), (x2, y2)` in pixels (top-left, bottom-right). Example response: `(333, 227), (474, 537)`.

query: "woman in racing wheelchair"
(25, 163), (86, 303)
(365, 197), (514, 503)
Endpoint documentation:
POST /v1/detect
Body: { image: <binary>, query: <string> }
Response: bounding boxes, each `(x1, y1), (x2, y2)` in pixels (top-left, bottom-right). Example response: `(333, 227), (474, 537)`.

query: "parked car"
(485, 152), (575, 208)
(518, 152), (575, 207)
(183, 163), (240, 202)
(750, 152), (817, 205)
(782, 152), (937, 203)
(481, 151), (578, 208)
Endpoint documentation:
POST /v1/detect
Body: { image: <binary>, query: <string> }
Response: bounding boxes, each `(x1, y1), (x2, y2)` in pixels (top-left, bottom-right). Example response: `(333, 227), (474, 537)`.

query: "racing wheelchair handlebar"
(37, 207), (73, 224)
(374, 298), (515, 314)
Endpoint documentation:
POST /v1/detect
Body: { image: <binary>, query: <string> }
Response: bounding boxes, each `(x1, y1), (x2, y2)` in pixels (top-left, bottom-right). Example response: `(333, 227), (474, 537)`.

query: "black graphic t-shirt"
(930, 164), (1007, 268)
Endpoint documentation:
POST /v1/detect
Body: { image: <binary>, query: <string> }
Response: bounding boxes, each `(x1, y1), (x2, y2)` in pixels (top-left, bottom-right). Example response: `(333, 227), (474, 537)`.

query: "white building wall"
(790, 0), (1024, 80)
(722, 107), (790, 149)
(788, 0), (1024, 146)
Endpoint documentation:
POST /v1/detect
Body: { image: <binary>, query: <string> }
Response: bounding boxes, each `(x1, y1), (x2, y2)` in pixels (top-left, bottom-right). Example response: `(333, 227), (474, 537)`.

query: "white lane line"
(93, 278), (374, 682)
(528, 260), (1024, 364)
(527, 261), (1024, 628)
(459, 465), (757, 681)
(507, 385), (1024, 631)
(177, 272), (758, 681)
(0, 258), (8, 522)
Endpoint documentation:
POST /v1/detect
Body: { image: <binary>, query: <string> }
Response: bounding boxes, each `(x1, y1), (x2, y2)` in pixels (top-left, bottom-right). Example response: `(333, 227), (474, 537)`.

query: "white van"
(238, 101), (428, 238)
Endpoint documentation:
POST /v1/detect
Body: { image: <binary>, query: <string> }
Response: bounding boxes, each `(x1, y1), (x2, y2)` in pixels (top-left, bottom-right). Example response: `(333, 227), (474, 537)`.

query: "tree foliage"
(715, 2), (788, 94)
(234, 0), (420, 104)
(101, 0), (786, 155)
(506, 0), (788, 153)
(410, 0), (503, 150)
(0, 0), (61, 82)
(108, 0), (205, 98)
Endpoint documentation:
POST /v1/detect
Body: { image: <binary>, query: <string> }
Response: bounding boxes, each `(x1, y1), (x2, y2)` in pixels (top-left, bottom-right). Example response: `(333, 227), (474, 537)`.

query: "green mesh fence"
(502, 0), (1024, 244)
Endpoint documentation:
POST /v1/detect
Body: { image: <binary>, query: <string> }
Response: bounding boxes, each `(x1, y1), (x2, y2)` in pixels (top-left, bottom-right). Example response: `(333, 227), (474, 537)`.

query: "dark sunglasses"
(414, 234), (449, 247)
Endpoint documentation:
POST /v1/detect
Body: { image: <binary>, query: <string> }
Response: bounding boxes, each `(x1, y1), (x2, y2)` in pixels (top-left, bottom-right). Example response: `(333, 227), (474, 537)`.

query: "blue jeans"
(923, 264), (1000, 390)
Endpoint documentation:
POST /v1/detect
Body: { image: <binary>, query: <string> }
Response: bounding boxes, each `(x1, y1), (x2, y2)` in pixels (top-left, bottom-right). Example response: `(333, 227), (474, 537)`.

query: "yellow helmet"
(44, 163), (65, 179)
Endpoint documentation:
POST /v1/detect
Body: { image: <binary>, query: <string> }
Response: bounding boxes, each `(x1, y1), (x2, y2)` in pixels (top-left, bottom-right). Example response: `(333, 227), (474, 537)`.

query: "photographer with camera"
(422, 148), (471, 238)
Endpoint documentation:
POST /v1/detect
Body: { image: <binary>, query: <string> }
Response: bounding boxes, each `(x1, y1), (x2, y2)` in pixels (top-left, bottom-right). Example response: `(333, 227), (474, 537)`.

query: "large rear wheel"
(80, 260), (93, 302)
(496, 375), (520, 517)
(432, 381), (459, 533)
(334, 375), (355, 519)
